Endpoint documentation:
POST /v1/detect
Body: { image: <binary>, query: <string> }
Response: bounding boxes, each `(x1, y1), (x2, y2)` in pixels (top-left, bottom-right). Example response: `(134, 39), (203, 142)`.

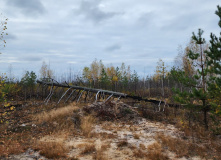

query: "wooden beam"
(37, 80), (127, 97)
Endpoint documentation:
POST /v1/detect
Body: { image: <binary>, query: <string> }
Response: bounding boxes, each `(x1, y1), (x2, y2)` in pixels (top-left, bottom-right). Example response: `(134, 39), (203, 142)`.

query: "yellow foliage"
(112, 75), (118, 82)
(154, 59), (167, 80)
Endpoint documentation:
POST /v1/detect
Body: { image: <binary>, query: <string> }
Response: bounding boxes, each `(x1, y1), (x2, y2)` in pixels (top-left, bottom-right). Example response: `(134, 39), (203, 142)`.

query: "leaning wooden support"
(65, 89), (76, 103)
(47, 86), (59, 104)
(37, 79), (174, 106)
(72, 90), (81, 101)
(37, 80), (127, 98)
(57, 87), (72, 104)
(77, 90), (85, 103)
(104, 94), (113, 103)
(44, 84), (54, 104)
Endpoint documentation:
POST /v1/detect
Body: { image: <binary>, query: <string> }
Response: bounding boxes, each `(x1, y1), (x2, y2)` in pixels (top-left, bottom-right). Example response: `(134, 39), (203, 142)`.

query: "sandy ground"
(65, 118), (201, 160)
(8, 118), (202, 160)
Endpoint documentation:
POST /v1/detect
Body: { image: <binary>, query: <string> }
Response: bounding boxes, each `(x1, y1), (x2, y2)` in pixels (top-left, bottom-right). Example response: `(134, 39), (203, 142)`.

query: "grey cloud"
(7, 0), (46, 17)
(160, 14), (195, 31)
(75, 0), (118, 23)
(137, 12), (154, 27)
(20, 56), (43, 62)
(105, 44), (121, 52)
(1, 0), (220, 79)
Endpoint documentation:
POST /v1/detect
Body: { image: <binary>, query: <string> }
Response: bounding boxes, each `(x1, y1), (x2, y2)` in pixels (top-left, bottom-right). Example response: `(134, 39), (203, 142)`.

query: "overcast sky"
(0, 0), (220, 79)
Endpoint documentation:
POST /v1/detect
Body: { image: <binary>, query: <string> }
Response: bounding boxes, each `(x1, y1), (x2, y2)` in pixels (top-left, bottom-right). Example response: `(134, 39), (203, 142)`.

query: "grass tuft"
(80, 115), (96, 137)
(133, 149), (146, 158)
(133, 133), (140, 139)
(146, 142), (169, 160)
(93, 149), (108, 160)
(33, 103), (79, 124)
(80, 143), (96, 155)
(0, 139), (24, 157)
(34, 141), (69, 159)
(156, 134), (207, 158)
(117, 139), (128, 148)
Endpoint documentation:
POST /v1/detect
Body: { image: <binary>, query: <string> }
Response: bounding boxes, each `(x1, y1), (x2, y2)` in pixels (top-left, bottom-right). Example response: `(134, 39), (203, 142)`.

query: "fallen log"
(37, 80), (127, 97)
(36, 80), (173, 105)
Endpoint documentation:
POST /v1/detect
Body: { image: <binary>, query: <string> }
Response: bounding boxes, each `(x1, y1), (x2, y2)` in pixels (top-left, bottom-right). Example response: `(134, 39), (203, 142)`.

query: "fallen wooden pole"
(37, 80), (127, 97)
(37, 80), (171, 105)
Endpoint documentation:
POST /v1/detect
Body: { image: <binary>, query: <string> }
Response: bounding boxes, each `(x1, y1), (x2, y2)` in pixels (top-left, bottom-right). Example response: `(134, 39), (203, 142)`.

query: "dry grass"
(0, 132), (33, 158)
(133, 142), (168, 159)
(129, 125), (138, 132)
(39, 130), (70, 144)
(147, 142), (162, 153)
(34, 141), (69, 159)
(93, 143), (110, 160)
(146, 142), (169, 160)
(133, 149), (146, 158)
(117, 139), (128, 148)
(2, 99), (221, 160)
(32, 103), (79, 134)
(157, 134), (188, 157)
(80, 115), (96, 137)
(33, 103), (79, 124)
(98, 132), (117, 139)
(156, 134), (207, 158)
(101, 121), (114, 131)
(133, 133), (140, 139)
(101, 143), (111, 151)
(67, 157), (79, 160)
(80, 143), (96, 154)
(0, 139), (24, 157)
(93, 149), (108, 160)
(139, 143), (146, 150)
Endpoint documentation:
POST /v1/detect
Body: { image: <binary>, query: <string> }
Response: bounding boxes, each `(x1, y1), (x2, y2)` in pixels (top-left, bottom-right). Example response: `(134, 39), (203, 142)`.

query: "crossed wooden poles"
(36, 79), (172, 110)
(37, 79), (127, 104)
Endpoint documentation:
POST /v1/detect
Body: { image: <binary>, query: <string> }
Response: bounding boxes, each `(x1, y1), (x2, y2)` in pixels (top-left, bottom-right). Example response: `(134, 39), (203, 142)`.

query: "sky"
(0, 0), (220, 80)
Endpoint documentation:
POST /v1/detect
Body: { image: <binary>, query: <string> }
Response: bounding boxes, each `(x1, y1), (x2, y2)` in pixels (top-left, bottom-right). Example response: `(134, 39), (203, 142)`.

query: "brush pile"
(83, 100), (138, 121)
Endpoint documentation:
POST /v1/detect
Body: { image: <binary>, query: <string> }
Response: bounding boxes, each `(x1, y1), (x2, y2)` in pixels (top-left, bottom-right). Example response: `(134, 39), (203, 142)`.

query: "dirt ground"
(1, 100), (220, 160)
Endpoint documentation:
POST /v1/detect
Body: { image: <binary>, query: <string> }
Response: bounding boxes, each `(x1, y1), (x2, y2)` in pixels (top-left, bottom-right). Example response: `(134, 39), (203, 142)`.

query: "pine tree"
(172, 6), (221, 130)
(21, 71), (37, 100)
(99, 68), (109, 89)
(171, 29), (209, 129)
(206, 5), (221, 115)
(131, 70), (139, 94)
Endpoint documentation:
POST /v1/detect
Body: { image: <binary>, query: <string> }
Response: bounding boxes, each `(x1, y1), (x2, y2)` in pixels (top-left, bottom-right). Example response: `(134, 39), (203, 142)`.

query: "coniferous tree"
(172, 6), (221, 130)
(131, 70), (139, 94)
(99, 68), (109, 89)
(171, 29), (209, 129)
(21, 71), (37, 100)
(206, 5), (221, 115)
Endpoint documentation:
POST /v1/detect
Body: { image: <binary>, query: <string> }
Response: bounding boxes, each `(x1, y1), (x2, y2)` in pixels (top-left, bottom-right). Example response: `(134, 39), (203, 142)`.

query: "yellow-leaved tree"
(39, 61), (54, 80)
(0, 13), (7, 51)
(154, 59), (167, 98)
(0, 14), (10, 124)
(0, 13), (8, 102)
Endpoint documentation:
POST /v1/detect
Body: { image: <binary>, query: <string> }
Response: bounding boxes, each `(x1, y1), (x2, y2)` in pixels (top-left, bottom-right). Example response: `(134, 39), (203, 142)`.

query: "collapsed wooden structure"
(37, 79), (168, 106)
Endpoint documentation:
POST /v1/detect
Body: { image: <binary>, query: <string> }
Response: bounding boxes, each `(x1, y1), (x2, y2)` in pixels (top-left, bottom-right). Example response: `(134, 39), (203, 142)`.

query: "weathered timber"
(126, 95), (165, 105)
(37, 80), (174, 105)
(37, 80), (127, 97)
